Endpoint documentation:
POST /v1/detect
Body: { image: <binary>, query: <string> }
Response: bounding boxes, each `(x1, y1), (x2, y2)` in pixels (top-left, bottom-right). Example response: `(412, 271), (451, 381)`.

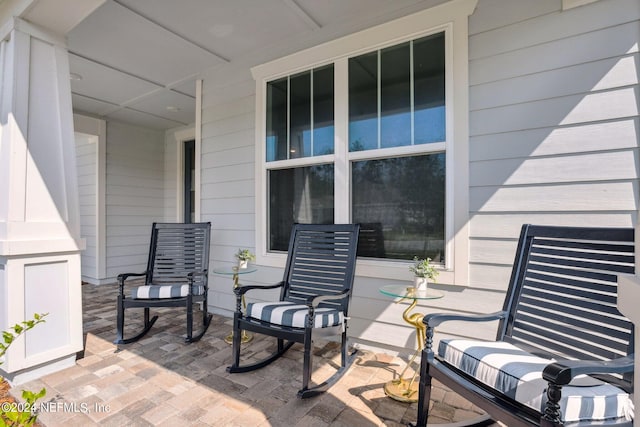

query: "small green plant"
(235, 249), (256, 262)
(1, 313), (48, 427)
(409, 257), (439, 282)
(0, 314), (47, 360)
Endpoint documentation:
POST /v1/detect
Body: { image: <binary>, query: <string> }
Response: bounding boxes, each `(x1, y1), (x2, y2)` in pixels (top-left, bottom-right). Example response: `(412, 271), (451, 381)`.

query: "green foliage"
(0, 387), (46, 427)
(1, 314), (48, 427)
(235, 249), (256, 262)
(0, 314), (47, 363)
(409, 257), (439, 281)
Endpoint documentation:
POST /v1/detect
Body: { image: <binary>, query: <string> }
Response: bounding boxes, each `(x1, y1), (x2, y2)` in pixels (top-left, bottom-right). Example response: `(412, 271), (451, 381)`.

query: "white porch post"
(0, 18), (84, 384)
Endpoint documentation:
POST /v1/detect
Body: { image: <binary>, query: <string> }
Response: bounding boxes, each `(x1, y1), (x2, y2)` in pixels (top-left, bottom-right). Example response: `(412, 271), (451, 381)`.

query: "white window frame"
(253, 0), (476, 284)
(173, 80), (202, 223)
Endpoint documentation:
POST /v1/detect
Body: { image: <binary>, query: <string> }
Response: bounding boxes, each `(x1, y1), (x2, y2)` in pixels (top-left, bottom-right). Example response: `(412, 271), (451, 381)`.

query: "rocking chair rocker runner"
(115, 222), (212, 344)
(227, 223), (360, 398)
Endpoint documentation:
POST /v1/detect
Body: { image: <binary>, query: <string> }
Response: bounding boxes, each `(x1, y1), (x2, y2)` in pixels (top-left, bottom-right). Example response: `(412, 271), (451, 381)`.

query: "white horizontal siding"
(471, 181), (638, 212)
(75, 133), (97, 281)
(471, 20), (639, 86)
(454, 0), (640, 345)
(470, 118), (639, 161)
(198, 76), (260, 321)
(105, 121), (165, 280)
(470, 151), (638, 186)
(196, 0), (640, 353)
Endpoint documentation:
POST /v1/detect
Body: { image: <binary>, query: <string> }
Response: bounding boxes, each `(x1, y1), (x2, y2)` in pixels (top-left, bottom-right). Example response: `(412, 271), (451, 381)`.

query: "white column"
(0, 18), (84, 384)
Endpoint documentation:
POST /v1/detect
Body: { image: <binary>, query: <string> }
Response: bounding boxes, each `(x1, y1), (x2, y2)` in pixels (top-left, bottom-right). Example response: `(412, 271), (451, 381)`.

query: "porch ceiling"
(24, 0), (449, 130)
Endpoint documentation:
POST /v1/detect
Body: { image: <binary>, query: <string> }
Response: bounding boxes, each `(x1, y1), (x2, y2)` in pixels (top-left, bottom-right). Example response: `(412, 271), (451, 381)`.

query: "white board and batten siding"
(462, 0), (639, 340)
(105, 121), (166, 280)
(196, 0), (639, 352)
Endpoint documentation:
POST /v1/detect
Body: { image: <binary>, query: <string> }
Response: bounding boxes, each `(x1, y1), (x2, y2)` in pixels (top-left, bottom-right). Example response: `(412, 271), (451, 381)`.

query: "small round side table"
(213, 266), (257, 344)
(379, 284), (444, 403)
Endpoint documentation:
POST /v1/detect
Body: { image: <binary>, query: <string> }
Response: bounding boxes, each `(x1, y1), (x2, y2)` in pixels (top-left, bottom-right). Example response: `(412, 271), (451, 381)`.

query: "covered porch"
(10, 283), (491, 426)
(1, 0), (639, 425)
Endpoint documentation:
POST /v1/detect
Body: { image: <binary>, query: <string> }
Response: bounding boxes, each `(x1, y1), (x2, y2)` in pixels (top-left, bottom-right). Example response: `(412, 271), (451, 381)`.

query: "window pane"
(349, 52), (378, 151)
(352, 154), (445, 261)
(290, 71), (311, 159)
(313, 65), (334, 156)
(266, 78), (288, 161)
(414, 33), (445, 144)
(381, 42), (411, 149)
(268, 165), (335, 251)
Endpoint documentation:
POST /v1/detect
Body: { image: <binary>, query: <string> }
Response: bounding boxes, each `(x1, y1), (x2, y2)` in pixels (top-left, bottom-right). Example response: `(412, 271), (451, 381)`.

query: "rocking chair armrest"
(423, 310), (508, 328)
(233, 280), (286, 296)
(117, 271), (149, 293)
(187, 270), (208, 279)
(187, 270), (208, 294)
(118, 271), (148, 283)
(542, 355), (635, 386)
(306, 289), (350, 308)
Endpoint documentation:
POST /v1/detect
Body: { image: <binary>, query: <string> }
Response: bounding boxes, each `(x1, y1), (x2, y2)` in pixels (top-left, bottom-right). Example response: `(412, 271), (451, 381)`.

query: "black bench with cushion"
(413, 224), (635, 427)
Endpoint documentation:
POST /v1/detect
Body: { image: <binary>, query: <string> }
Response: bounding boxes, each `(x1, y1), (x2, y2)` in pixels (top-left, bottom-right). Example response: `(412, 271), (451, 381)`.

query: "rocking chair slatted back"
(147, 223), (210, 287)
(501, 225), (634, 383)
(282, 224), (360, 313)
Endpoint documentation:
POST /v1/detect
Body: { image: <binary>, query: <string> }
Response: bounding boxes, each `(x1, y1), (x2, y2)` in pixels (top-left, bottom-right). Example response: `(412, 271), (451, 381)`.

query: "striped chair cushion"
(246, 301), (344, 328)
(131, 284), (205, 299)
(439, 339), (633, 423)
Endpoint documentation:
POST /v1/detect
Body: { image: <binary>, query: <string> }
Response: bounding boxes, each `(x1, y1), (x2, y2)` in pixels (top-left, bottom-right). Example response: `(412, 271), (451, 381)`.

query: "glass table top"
(379, 284), (444, 300)
(212, 266), (258, 275)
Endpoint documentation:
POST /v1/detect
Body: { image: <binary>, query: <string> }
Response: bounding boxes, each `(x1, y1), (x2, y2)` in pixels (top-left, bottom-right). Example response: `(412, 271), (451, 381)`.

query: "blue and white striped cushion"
(439, 339), (633, 423)
(246, 301), (344, 328)
(131, 284), (204, 299)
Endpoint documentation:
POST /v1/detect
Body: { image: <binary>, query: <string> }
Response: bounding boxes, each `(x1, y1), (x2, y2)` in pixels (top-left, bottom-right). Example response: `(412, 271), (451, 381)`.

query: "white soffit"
(67, 0), (225, 86)
(128, 90), (195, 124)
(69, 53), (160, 105)
(106, 107), (185, 130)
(71, 93), (118, 116)
(115, 0), (314, 61)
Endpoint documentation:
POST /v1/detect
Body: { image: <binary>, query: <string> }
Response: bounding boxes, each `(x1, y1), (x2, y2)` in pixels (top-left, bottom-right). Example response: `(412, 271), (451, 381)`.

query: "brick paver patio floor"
(11, 283), (496, 426)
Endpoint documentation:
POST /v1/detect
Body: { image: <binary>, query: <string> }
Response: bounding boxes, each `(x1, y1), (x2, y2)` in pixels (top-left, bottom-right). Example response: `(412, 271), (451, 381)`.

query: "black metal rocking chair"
(413, 224), (635, 427)
(115, 222), (212, 344)
(227, 223), (360, 398)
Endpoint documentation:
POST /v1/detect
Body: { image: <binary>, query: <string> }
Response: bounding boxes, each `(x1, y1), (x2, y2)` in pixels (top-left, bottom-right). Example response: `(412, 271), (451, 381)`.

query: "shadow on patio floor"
(12, 284), (493, 426)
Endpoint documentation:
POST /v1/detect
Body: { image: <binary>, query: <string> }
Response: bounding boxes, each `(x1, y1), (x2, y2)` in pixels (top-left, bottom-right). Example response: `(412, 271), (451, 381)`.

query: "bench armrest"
(423, 310), (508, 328)
(542, 355), (635, 386)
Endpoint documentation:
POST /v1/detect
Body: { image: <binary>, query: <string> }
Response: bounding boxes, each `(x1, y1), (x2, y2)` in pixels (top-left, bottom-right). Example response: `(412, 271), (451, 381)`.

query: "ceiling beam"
(281, 0), (321, 30)
(112, 0), (230, 63)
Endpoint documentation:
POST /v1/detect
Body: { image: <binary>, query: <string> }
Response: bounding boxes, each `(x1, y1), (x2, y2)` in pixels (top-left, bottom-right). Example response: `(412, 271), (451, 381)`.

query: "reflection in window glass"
(414, 32), (445, 144)
(268, 165), (335, 251)
(266, 78), (288, 162)
(381, 42), (411, 149)
(313, 65), (334, 156)
(352, 154), (445, 261)
(266, 66), (335, 161)
(348, 32), (445, 152)
(290, 71), (311, 159)
(348, 52), (378, 152)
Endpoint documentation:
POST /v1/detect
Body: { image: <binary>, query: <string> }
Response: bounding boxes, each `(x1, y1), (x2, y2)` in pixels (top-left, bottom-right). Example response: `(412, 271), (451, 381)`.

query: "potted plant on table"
(409, 256), (439, 291)
(235, 249), (255, 269)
